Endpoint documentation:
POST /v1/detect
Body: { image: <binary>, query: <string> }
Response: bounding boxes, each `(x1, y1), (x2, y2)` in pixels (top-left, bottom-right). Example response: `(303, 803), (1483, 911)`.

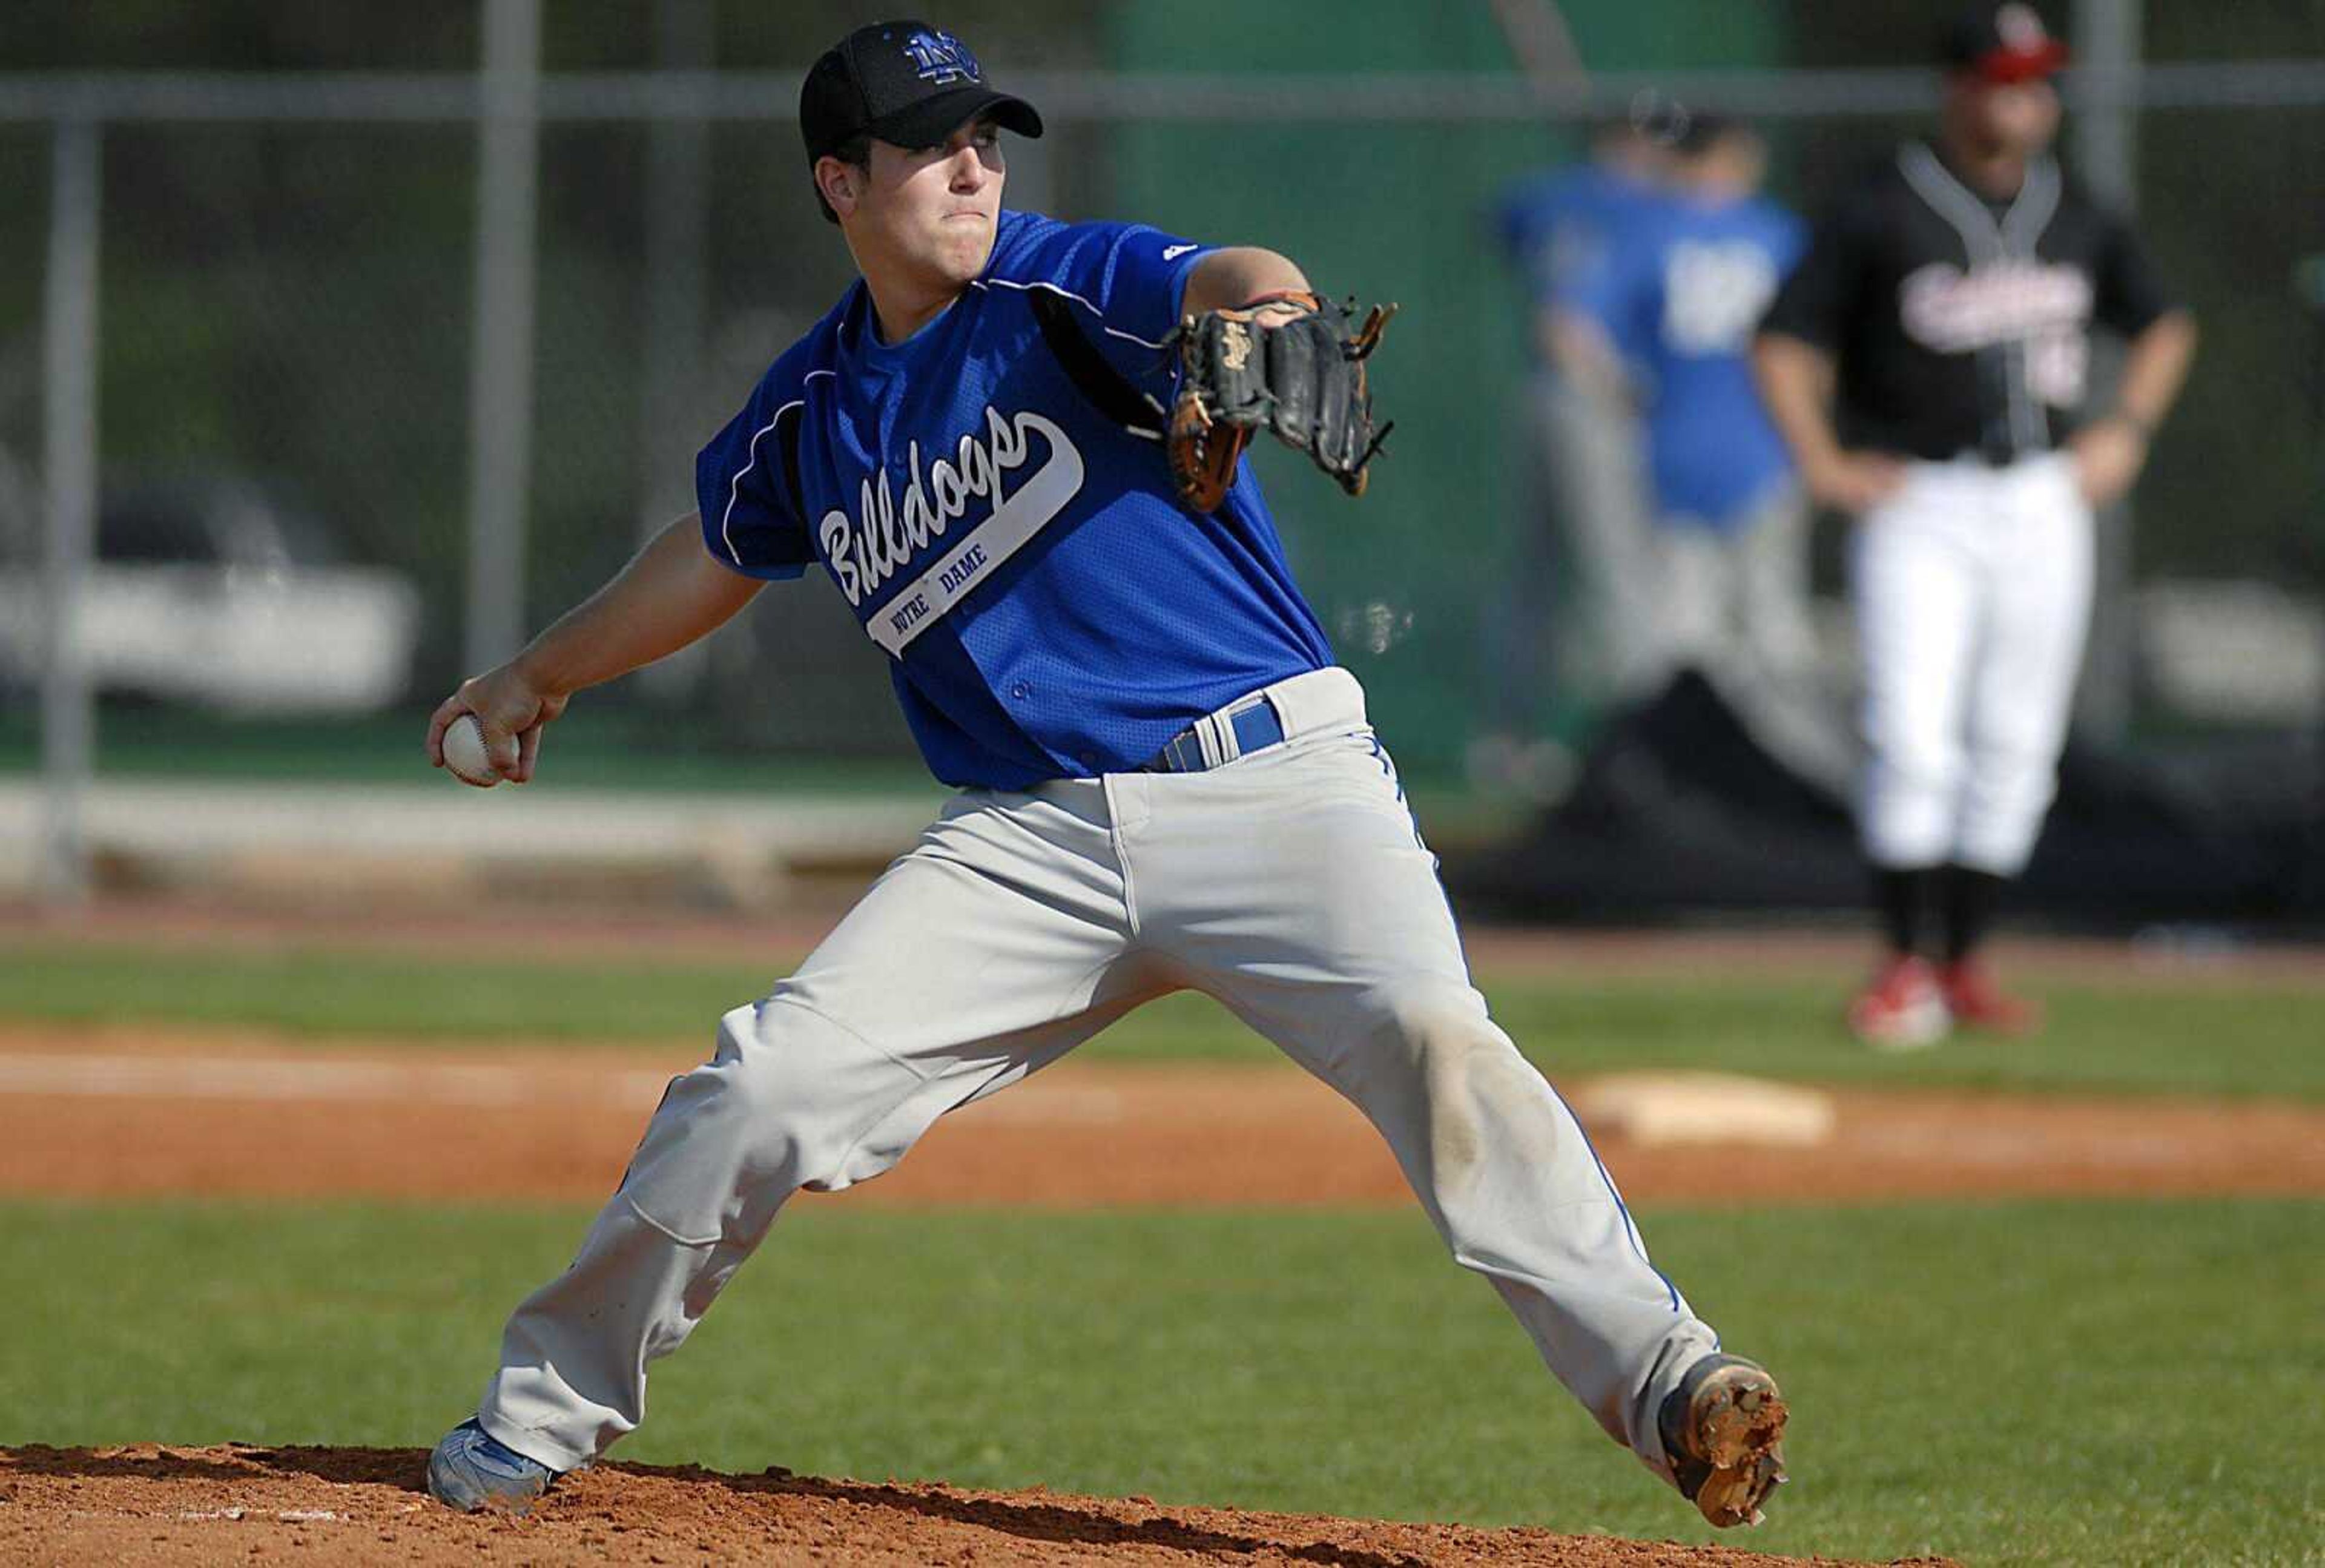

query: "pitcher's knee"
(621, 1002), (877, 1240)
(718, 1000), (896, 1188)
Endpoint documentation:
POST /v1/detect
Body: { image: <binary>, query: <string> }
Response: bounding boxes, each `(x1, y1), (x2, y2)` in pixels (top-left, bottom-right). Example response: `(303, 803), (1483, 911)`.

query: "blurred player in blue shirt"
(1496, 118), (1670, 344)
(1479, 119), (1669, 792)
(1558, 114), (1848, 790)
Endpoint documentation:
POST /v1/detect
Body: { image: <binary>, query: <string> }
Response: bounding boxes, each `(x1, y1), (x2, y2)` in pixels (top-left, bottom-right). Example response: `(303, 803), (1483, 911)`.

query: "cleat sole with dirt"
(1672, 1360), (1789, 1528)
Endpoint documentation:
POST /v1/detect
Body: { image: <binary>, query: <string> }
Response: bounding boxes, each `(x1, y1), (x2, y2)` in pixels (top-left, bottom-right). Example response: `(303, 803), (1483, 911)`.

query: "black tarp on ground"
(1443, 671), (2325, 931)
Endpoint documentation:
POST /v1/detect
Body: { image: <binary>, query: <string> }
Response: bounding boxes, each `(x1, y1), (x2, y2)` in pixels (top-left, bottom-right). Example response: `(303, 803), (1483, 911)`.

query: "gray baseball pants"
(473, 667), (1720, 1492)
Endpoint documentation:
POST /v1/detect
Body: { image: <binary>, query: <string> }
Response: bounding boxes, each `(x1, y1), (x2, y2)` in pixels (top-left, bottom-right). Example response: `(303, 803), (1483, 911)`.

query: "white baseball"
(442, 714), (503, 788)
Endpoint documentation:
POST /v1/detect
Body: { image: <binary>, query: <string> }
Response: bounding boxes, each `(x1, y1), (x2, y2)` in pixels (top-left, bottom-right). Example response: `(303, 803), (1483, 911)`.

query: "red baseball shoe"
(1847, 955), (1950, 1050)
(1939, 960), (2044, 1036)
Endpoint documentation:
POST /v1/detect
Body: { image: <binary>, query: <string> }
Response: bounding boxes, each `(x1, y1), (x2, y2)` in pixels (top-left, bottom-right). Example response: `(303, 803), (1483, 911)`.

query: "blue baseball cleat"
(426, 1418), (559, 1513)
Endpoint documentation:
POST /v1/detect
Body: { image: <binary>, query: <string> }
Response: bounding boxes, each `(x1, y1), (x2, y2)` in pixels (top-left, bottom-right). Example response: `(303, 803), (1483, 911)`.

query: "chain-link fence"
(4, 6), (2322, 802)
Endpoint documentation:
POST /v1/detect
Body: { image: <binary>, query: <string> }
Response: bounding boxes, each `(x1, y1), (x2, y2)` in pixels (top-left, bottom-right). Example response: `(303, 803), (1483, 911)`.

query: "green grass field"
(2, 940), (2320, 1099)
(3, 937), (2320, 1564)
(1, 1197), (2317, 1566)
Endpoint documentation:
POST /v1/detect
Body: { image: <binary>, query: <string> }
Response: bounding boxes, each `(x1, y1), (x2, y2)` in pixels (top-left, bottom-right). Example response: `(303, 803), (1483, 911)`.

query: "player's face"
(857, 118), (1006, 289)
(1960, 76), (2060, 157)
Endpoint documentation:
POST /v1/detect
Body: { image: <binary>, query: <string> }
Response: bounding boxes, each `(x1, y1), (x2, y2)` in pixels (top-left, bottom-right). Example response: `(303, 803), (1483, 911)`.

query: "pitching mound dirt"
(0, 1444), (1948, 1566)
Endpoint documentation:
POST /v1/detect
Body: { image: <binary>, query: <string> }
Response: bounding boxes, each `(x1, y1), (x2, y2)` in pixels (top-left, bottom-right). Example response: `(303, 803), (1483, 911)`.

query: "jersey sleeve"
(694, 355), (816, 582)
(2091, 209), (2178, 337)
(1493, 176), (1567, 300)
(1758, 193), (1868, 352)
(1557, 220), (1649, 351)
(1538, 212), (1624, 317)
(991, 214), (1214, 349)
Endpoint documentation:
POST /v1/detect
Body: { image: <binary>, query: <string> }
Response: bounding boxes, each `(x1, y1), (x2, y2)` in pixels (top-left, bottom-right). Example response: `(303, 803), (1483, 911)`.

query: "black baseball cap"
(1942, 4), (2070, 84)
(800, 21), (1043, 168)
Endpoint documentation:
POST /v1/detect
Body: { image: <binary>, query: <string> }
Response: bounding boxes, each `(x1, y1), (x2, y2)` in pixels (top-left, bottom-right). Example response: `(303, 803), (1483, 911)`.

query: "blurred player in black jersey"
(1755, 4), (2196, 1047)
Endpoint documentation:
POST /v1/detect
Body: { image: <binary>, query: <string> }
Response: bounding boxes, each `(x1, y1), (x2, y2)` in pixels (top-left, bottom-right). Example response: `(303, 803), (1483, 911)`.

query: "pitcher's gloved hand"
(1167, 291), (1396, 513)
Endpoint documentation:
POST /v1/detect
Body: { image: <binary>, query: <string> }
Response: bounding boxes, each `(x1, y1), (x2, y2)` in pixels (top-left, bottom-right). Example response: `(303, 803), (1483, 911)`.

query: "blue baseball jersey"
(1572, 194), (1806, 527)
(1494, 161), (1664, 357)
(695, 209), (1334, 790)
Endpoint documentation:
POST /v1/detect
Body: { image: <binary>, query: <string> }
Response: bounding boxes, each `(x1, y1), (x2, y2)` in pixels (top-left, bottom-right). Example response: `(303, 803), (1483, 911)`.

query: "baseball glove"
(1167, 291), (1396, 514)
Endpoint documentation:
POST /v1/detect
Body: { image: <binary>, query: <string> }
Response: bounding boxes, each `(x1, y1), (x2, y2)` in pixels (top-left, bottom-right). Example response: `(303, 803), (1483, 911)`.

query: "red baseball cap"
(1941, 4), (2071, 84)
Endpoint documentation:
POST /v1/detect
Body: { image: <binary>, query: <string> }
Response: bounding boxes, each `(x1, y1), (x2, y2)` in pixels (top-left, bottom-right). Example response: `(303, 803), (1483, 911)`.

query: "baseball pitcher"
(1755, 3), (2196, 1047)
(422, 19), (1787, 1530)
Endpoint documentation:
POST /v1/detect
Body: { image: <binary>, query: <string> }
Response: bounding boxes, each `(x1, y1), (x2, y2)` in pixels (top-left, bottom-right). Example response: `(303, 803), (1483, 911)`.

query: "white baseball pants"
(1852, 453), (2094, 874)
(475, 667), (1720, 1492)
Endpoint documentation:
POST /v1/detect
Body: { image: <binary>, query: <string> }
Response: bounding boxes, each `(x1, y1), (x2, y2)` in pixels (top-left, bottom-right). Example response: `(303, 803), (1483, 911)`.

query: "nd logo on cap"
(902, 29), (981, 87)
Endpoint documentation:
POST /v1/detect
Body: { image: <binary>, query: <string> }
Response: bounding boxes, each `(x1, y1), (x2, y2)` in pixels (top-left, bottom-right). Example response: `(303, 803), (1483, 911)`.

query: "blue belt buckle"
(1228, 699), (1285, 759)
(1149, 694), (1285, 773)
